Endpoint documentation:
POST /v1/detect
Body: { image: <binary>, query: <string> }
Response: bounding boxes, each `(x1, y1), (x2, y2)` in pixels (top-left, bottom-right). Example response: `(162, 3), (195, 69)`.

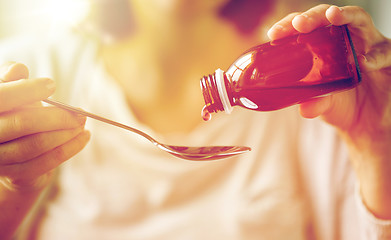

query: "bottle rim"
(215, 69), (233, 114)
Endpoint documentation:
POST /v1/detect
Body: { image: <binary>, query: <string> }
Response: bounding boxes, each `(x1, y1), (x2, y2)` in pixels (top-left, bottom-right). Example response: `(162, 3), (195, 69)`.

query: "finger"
(267, 12), (301, 40)
(0, 130), (90, 180)
(301, 89), (358, 130)
(299, 95), (332, 118)
(0, 62), (29, 82)
(0, 78), (55, 112)
(326, 6), (376, 33)
(0, 107), (87, 143)
(325, 5), (383, 47)
(0, 62), (43, 108)
(291, 4), (331, 33)
(358, 40), (391, 72)
(0, 126), (85, 165)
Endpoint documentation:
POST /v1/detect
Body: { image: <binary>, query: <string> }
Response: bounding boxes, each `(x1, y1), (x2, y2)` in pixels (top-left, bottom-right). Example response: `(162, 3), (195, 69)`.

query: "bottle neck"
(200, 69), (233, 114)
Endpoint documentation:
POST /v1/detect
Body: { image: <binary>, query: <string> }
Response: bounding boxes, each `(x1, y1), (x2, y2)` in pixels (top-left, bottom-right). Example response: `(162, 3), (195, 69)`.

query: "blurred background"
(0, 0), (90, 38)
(0, 0), (389, 40)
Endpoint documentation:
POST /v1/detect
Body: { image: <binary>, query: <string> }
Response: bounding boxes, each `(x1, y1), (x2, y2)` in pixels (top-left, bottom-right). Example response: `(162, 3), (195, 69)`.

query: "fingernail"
(292, 14), (309, 25)
(300, 13), (309, 18)
(329, 5), (343, 12)
(73, 126), (85, 133)
(77, 115), (87, 125)
(272, 24), (284, 31)
(83, 130), (91, 141)
(44, 79), (55, 92)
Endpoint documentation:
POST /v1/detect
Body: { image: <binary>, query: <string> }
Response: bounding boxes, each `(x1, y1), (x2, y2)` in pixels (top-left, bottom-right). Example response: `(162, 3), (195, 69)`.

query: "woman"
(0, 0), (390, 239)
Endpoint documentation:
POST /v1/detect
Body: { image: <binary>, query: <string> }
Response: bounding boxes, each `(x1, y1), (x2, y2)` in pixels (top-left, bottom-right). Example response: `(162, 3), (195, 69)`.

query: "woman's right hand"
(0, 62), (90, 191)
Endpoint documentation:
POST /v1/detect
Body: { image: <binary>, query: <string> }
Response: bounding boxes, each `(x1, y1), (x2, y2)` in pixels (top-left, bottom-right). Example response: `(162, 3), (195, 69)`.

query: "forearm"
(345, 134), (391, 219)
(0, 178), (49, 240)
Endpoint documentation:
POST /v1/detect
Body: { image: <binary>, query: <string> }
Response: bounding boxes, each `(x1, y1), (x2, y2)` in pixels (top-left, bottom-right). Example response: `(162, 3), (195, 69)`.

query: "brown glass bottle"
(200, 25), (361, 121)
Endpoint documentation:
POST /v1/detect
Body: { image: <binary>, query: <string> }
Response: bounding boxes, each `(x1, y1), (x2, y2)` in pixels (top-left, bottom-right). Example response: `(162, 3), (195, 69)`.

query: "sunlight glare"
(43, 0), (90, 27)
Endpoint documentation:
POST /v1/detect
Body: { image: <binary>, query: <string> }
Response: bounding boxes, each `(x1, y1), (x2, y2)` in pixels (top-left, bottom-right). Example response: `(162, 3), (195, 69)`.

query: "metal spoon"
(43, 99), (251, 160)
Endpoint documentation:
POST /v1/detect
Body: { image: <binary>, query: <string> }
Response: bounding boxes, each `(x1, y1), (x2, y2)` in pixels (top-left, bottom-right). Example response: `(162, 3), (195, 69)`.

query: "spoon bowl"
(158, 145), (251, 160)
(43, 99), (251, 161)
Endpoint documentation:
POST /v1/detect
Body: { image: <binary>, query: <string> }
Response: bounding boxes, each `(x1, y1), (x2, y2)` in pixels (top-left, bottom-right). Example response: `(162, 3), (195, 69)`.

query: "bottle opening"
(215, 69), (233, 114)
(200, 72), (224, 113)
(200, 69), (233, 121)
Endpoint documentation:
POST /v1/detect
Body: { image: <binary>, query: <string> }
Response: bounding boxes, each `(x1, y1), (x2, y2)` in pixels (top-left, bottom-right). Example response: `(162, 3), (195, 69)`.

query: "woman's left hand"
(268, 4), (391, 219)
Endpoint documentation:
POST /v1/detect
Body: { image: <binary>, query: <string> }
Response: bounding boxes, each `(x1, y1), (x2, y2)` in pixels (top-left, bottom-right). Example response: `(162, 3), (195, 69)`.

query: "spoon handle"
(43, 99), (157, 144)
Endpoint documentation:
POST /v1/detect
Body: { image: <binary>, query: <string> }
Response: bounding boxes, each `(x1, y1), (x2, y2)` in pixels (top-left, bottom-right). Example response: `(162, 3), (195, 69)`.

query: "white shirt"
(1, 31), (390, 240)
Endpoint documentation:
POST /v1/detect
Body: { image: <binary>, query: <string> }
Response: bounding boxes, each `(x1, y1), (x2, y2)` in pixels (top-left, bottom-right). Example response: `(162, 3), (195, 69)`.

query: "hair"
(218, 0), (275, 35)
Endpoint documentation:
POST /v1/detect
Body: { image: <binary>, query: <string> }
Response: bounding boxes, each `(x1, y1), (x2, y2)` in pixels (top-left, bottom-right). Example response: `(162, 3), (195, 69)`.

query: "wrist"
(359, 171), (391, 220)
(348, 142), (391, 219)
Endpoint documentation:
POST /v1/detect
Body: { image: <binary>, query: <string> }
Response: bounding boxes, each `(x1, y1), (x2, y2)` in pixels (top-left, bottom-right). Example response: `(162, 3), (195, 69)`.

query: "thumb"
(0, 62), (29, 82)
(0, 62), (52, 109)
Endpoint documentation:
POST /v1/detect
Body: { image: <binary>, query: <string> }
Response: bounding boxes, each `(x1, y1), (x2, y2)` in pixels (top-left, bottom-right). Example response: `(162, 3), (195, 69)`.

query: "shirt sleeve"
(355, 182), (391, 239)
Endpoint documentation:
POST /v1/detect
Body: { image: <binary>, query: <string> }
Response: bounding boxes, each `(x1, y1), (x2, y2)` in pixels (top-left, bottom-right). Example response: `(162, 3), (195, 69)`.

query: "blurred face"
(128, 0), (229, 15)
(89, 0), (277, 41)
(126, 0), (232, 29)
(88, 0), (231, 41)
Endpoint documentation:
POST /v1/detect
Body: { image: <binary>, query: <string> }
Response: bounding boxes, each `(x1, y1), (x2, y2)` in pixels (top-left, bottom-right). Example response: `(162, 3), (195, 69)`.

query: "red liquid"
(227, 25), (360, 111)
(201, 105), (212, 121)
(235, 77), (357, 111)
(200, 25), (361, 119)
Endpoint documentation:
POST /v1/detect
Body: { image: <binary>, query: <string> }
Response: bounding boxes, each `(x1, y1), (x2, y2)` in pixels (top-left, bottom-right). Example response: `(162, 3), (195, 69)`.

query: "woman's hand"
(268, 4), (391, 219)
(0, 62), (90, 191)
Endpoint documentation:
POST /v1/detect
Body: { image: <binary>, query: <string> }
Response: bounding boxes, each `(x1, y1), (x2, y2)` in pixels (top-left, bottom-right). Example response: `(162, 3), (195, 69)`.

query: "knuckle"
(286, 12), (301, 18)
(304, 4), (329, 14)
(351, 6), (371, 22)
(9, 112), (32, 133)
(354, 6), (367, 14)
